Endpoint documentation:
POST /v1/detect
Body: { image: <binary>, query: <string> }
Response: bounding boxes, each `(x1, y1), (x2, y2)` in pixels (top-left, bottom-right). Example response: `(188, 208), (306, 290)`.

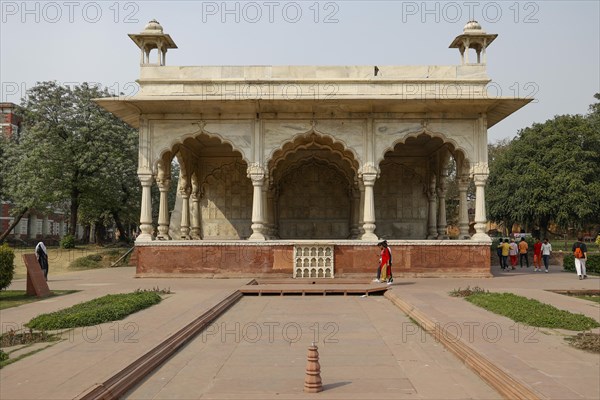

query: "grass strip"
(466, 292), (600, 331)
(26, 291), (161, 330)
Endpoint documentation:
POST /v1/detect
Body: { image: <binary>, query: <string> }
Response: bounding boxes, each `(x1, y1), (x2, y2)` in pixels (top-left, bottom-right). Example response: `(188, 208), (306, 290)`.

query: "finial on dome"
(463, 20), (483, 32)
(143, 19), (164, 33)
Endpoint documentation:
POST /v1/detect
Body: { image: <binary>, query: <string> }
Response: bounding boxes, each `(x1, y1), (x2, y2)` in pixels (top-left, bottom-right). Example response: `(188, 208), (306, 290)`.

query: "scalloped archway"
(268, 131), (360, 240)
(375, 131), (470, 240)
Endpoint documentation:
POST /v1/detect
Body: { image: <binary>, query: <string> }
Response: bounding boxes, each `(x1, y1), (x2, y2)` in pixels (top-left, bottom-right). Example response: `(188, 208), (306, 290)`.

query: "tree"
(487, 95), (600, 238)
(0, 82), (139, 242)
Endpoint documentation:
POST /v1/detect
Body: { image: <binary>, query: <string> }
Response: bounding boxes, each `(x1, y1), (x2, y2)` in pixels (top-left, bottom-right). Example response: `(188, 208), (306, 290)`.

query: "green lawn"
(465, 292), (600, 331)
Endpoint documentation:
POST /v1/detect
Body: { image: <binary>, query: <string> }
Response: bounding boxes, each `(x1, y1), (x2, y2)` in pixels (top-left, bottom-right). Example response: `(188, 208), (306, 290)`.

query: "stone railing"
(294, 245), (334, 278)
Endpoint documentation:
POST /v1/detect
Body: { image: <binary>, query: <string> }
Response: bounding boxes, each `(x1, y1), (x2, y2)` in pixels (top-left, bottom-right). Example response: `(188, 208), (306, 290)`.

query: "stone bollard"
(304, 342), (323, 393)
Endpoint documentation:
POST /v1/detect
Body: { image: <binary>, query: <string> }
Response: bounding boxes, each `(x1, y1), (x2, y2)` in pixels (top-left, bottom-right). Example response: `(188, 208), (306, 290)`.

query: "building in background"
(0, 102), (22, 139)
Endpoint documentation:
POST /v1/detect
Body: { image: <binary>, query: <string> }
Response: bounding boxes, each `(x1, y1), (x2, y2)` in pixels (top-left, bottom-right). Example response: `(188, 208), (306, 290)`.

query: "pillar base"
(361, 232), (378, 241)
(136, 234), (154, 242)
(471, 232), (491, 242)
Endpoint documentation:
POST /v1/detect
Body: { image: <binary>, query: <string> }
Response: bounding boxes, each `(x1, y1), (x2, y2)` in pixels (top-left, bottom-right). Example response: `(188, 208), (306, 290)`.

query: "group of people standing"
(497, 237), (553, 273)
(497, 236), (590, 279)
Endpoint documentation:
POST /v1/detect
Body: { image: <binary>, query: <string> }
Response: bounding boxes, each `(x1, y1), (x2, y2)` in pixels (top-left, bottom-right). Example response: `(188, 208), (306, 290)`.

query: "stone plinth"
(134, 240), (491, 278)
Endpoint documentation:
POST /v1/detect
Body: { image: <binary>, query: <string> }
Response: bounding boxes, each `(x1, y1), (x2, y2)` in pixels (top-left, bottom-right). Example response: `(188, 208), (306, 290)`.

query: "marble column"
(137, 174), (154, 241)
(261, 184), (271, 239)
(350, 187), (361, 239)
(472, 173), (490, 241)
(360, 166), (378, 241)
(248, 164), (266, 240)
(179, 185), (192, 240)
(358, 181), (365, 236)
(266, 188), (277, 239)
(427, 174), (438, 239)
(458, 176), (471, 239)
(190, 177), (202, 240)
(156, 177), (171, 240)
(437, 177), (448, 239)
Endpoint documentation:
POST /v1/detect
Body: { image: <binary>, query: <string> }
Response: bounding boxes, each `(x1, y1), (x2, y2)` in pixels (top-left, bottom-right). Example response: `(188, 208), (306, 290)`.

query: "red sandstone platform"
(133, 240), (492, 278)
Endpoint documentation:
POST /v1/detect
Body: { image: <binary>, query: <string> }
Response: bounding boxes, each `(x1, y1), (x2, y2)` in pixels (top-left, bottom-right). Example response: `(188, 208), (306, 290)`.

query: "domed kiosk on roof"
(449, 20), (498, 64)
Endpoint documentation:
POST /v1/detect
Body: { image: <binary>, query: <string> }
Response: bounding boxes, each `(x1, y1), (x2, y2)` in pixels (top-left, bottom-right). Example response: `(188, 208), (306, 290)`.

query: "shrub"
(563, 254), (600, 274)
(60, 234), (75, 249)
(0, 349), (8, 362)
(69, 254), (103, 270)
(25, 291), (162, 330)
(449, 286), (487, 297)
(0, 244), (15, 290)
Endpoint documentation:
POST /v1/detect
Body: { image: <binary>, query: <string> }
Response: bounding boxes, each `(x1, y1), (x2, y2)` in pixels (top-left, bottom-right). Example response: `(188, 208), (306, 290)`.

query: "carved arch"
(376, 128), (471, 168)
(268, 129), (360, 174)
(154, 123), (250, 172)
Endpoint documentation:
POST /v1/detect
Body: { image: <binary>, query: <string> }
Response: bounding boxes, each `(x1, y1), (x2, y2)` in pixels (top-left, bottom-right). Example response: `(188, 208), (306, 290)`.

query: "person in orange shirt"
(518, 238), (530, 268)
(533, 238), (543, 271)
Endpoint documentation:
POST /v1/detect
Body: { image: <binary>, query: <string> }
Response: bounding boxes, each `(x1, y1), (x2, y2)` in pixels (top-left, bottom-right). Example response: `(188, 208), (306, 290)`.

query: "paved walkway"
(0, 265), (598, 399)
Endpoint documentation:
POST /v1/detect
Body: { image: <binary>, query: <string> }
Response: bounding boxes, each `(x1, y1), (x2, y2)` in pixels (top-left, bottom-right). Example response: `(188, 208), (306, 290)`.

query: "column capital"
(138, 173), (154, 186)
(471, 162), (489, 176)
(156, 177), (171, 190)
(458, 175), (471, 189)
(359, 163), (379, 184)
(247, 163), (266, 184)
(473, 174), (488, 186)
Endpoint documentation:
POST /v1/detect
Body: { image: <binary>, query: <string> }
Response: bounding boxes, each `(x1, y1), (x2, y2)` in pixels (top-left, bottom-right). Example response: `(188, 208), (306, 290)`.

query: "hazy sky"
(1, 0), (599, 143)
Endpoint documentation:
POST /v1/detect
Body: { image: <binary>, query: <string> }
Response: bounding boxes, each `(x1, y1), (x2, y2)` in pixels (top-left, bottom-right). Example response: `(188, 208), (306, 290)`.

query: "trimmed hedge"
(0, 244), (15, 291)
(563, 254), (600, 273)
(25, 291), (161, 330)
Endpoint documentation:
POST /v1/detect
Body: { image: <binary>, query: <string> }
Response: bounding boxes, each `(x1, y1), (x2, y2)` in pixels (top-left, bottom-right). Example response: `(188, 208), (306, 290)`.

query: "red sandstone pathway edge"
(385, 291), (544, 400)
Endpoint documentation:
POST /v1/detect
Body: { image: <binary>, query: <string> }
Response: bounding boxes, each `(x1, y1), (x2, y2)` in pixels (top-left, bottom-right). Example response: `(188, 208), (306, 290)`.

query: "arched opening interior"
(375, 132), (468, 239)
(269, 133), (359, 240)
(166, 133), (252, 240)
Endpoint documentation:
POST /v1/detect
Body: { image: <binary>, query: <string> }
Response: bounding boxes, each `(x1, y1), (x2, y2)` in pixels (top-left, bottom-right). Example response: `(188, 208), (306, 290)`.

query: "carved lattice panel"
(375, 161), (428, 239)
(294, 244), (334, 278)
(201, 161), (253, 239)
(278, 162), (351, 239)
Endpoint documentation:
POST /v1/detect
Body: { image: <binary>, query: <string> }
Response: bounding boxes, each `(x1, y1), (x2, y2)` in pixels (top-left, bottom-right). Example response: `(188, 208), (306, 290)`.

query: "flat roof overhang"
(95, 97), (532, 129)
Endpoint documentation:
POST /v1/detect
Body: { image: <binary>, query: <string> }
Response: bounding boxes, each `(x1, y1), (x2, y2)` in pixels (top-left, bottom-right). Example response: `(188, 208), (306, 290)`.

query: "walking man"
(541, 238), (552, 273)
(518, 237), (530, 268)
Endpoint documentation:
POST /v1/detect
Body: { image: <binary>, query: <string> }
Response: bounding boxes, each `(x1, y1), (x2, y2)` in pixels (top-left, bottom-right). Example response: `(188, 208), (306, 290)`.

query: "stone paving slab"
(0, 268), (250, 400)
(126, 296), (500, 399)
(384, 270), (600, 400)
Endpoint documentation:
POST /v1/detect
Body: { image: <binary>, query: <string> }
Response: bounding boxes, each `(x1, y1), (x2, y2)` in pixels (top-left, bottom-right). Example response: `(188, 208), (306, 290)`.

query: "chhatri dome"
(143, 19), (163, 34)
(463, 20), (483, 32)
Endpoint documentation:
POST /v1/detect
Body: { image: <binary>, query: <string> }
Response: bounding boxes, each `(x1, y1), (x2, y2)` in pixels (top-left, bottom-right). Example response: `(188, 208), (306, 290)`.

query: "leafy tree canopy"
(487, 94), (600, 235)
(0, 82), (139, 242)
